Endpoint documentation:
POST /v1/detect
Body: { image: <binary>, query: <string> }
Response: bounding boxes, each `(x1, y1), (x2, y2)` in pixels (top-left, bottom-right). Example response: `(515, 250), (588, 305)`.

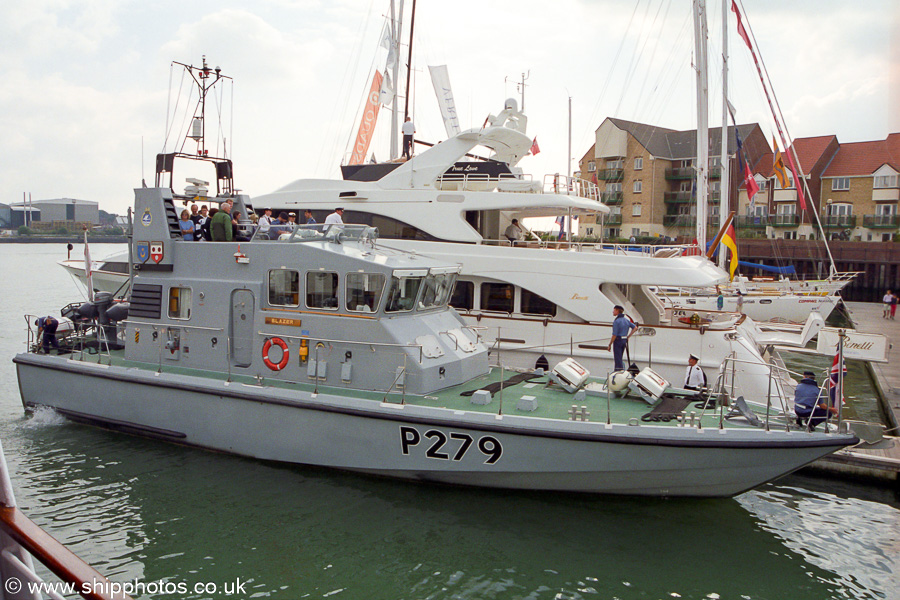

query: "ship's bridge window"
(481, 282), (514, 313)
(307, 271), (339, 310)
(521, 289), (557, 317)
(168, 286), (192, 320)
(449, 280), (474, 311)
(268, 269), (300, 307)
(346, 273), (385, 312)
(385, 275), (423, 312)
(419, 273), (457, 310)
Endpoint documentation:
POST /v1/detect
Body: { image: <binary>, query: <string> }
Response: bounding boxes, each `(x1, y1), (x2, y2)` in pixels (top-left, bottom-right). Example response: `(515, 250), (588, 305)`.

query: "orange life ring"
(262, 337), (290, 371)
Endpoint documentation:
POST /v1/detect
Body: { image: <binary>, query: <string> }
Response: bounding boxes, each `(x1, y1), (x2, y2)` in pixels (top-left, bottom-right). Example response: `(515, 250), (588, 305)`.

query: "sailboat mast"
(403, 0), (417, 122)
(693, 0), (709, 253)
(718, 0), (730, 269)
(390, 0), (404, 160)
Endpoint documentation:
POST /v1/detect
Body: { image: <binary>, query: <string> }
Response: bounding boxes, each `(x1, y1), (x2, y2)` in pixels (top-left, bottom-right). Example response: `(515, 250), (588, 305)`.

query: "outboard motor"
(93, 292), (117, 345)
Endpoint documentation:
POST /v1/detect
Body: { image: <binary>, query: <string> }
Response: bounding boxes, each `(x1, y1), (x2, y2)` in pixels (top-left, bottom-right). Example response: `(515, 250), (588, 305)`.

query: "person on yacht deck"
(402, 117), (415, 160)
(607, 305), (637, 371)
(304, 209), (316, 225)
(684, 354), (706, 391)
(504, 219), (524, 244)
(325, 208), (344, 225)
(258, 208), (274, 233)
(178, 209), (194, 241)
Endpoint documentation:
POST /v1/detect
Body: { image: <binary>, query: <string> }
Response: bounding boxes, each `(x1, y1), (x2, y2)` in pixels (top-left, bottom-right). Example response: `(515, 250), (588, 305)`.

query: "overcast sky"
(1, 0), (897, 215)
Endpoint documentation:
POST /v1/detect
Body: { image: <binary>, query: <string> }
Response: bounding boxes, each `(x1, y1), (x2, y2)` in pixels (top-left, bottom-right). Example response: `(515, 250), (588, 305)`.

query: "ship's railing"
(478, 238), (698, 257)
(248, 223), (379, 244)
(541, 174), (601, 201)
(433, 172), (602, 202)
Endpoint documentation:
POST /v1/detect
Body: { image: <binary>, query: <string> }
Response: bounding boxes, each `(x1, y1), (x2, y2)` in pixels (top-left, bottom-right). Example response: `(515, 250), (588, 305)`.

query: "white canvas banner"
(428, 65), (461, 137)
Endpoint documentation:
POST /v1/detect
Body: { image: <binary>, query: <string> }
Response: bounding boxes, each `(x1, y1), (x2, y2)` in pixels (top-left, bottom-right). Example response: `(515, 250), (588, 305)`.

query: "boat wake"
(23, 405), (68, 429)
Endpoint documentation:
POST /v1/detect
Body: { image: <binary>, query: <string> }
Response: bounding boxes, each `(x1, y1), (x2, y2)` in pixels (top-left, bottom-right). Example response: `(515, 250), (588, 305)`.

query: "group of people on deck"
(606, 304), (838, 430)
(178, 203), (345, 242)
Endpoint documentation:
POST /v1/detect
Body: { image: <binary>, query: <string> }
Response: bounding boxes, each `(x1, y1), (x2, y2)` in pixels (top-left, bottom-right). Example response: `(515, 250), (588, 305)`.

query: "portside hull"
(14, 355), (854, 498)
(660, 293), (839, 324)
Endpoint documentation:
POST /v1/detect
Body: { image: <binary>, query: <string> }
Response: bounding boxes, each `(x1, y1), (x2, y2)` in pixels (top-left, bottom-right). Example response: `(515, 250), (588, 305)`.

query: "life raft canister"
(262, 337), (290, 371)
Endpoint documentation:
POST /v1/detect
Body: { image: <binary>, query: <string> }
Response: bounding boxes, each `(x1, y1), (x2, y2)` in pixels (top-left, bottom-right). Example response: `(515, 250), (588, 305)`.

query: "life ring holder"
(262, 337), (290, 371)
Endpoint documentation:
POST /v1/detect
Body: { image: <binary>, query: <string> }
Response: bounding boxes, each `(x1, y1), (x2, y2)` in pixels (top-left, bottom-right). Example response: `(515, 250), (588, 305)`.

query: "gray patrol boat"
(13, 58), (859, 498)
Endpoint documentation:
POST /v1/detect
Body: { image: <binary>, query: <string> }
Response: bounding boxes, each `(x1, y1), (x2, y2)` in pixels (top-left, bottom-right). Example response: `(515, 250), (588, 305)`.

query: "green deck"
(58, 346), (759, 430)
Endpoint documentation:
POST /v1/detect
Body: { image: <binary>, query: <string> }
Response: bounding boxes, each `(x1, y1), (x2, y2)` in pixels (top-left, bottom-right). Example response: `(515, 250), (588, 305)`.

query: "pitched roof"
(821, 134), (900, 177)
(788, 135), (837, 172)
(607, 118), (761, 160)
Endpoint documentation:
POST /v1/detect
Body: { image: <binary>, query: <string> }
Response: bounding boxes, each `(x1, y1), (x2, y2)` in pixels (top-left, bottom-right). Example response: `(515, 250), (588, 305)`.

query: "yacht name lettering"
(400, 426), (502, 464)
(570, 293), (588, 301)
(265, 317), (302, 327)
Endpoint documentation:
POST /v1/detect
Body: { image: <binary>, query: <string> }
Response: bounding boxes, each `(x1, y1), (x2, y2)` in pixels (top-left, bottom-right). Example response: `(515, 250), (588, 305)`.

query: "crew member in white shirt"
(684, 354), (706, 391)
(258, 208), (274, 232)
(401, 117), (415, 159)
(325, 207), (344, 225)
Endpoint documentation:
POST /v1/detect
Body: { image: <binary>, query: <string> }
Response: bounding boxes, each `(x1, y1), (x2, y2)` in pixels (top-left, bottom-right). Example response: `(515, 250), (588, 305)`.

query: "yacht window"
(346, 273), (385, 312)
(268, 269), (300, 307)
(521, 289), (557, 317)
(385, 276), (423, 313)
(481, 283), (514, 313)
(168, 287), (191, 320)
(306, 272), (339, 310)
(449, 280), (474, 311)
(340, 211), (442, 241)
(419, 273), (457, 310)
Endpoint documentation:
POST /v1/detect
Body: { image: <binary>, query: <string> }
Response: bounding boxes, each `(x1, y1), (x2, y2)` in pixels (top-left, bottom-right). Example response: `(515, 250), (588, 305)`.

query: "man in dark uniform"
(35, 316), (60, 354)
(606, 305), (637, 371)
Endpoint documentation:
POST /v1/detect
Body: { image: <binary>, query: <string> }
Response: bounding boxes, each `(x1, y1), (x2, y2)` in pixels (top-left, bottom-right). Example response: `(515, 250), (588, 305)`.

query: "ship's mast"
(718, 0), (730, 269)
(693, 0), (709, 252)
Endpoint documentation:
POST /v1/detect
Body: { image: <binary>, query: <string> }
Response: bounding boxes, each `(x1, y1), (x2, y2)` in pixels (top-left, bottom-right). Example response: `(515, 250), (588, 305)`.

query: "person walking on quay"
(892, 291), (898, 320)
(883, 289), (893, 318)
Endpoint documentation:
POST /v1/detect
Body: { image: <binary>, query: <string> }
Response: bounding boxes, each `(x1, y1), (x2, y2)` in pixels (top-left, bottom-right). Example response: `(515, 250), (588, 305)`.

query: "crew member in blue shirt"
(793, 371), (837, 430)
(35, 316), (60, 354)
(607, 305), (637, 371)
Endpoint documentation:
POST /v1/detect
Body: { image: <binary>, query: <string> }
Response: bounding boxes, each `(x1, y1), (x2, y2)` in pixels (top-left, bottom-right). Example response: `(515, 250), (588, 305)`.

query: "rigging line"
(176, 86), (197, 155)
(334, 1), (381, 170)
(613, 0), (662, 121)
(737, 0), (834, 272)
(163, 63), (173, 153)
(579, 0), (643, 153)
(163, 67), (189, 154)
(639, 10), (692, 126)
(631, 0), (674, 116)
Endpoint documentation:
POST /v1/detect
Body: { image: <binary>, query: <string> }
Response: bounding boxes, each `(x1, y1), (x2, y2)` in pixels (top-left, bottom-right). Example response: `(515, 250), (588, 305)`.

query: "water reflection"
(6, 412), (897, 600)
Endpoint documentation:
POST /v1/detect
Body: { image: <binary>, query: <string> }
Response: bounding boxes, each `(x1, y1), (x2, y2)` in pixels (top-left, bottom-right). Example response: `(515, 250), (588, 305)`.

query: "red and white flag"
(530, 137), (540, 155)
(743, 161), (759, 201)
(731, 1), (752, 50)
(828, 349), (847, 406)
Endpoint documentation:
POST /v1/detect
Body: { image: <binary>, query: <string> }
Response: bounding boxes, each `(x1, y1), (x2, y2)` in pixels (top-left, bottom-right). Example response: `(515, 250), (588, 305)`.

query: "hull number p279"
(399, 426), (502, 464)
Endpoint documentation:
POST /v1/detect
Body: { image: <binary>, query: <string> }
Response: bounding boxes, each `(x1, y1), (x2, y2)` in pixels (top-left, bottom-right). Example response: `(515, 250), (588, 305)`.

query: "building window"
(831, 177), (850, 191)
(783, 231), (797, 240)
(587, 161), (596, 172)
(306, 271), (339, 310)
(167, 287), (191, 320)
(874, 175), (898, 188)
(480, 282), (514, 313)
(268, 270), (300, 307)
(633, 180), (642, 193)
(826, 203), (852, 216)
(876, 204), (896, 216)
(634, 157), (643, 170)
(777, 204), (796, 215)
(606, 182), (622, 193)
(346, 273), (385, 312)
(632, 203), (642, 217)
(607, 158), (624, 169)
(757, 178), (767, 191)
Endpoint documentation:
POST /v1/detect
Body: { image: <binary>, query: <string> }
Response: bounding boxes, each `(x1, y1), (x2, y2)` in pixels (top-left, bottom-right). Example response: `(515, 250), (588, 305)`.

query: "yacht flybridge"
(21, 57), (864, 499)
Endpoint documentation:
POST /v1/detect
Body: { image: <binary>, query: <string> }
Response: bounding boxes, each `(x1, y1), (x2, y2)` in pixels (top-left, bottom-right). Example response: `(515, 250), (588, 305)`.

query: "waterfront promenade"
(811, 301), (900, 483)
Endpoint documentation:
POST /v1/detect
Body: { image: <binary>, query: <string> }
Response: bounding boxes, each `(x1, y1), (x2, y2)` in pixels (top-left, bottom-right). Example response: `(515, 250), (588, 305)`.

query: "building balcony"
(663, 214), (696, 227)
(604, 214), (623, 225)
(601, 192), (623, 205)
(664, 191), (692, 203)
(862, 214), (900, 228)
(771, 214), (800, 227)
(735, 215), (769, 228)
(821, 215), (857, 228)
(597, 168), (624, 181)
(665, 167), (693, 180)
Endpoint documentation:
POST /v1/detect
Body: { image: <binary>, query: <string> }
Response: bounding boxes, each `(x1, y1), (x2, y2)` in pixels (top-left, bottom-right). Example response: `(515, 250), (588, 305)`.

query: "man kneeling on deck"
(794, 371), (837, 430)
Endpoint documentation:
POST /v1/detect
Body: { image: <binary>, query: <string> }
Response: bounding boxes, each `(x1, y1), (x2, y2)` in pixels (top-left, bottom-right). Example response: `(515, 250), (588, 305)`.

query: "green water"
(2, 244), (898, 599)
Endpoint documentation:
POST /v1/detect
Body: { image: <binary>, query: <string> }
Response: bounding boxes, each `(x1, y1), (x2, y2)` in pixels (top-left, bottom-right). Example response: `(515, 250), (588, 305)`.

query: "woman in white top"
(884, 290), (894, 318)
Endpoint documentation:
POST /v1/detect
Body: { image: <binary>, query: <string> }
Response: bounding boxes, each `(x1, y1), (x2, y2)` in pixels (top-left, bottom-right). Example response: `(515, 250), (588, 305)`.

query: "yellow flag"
(773, 137), (789, 189)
